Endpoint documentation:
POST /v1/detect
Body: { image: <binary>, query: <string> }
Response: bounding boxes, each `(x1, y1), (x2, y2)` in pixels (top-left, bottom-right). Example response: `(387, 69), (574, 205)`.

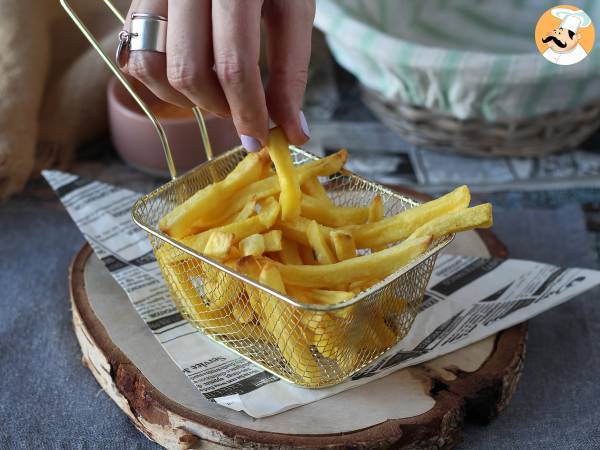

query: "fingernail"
(240, 135), (262, 152)
(299, 111), (311, 139)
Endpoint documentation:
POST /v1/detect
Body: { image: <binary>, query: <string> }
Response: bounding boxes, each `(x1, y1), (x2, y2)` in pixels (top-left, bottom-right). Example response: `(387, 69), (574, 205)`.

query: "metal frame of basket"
(363, 87), (600, 158)
(131, 146), (453, 387)
(61, 0), (453, 388)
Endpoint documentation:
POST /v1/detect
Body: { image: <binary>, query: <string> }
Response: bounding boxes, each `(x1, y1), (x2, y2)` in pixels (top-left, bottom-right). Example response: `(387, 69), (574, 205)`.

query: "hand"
(122, 0), (315, 151)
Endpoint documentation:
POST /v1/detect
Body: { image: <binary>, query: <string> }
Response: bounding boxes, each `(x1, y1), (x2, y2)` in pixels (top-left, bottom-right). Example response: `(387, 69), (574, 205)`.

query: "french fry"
(305, 288), (355, 320)
(330, 230), (357, 261)
(240, 234), (265, 257)
(408, 203), (493, 239)
(182, 197), (280, 253)
(162, 259), (248, 339)
(277, 236), (432, 288)
(301, 195), (369, 227)
(191, 150), (348, 230)
(203, 231), (234, 260)
(279, 238), (303, 265)
(226, 246), (241, 260)
(263, 230), (283, 252)
(298, 243), (318, 265)
(306, 220), (337, 264)
(265, 252), (281, 262)
(201, 263), (241, 309)
(160, 150), (270, 238)
(232, 196), (258, 222)
(230, 297), (256, 324)
(369, 312), (397, 349)
(255, 264), (322, 383)
(302, 176), (334, 207)
(348, 185), (471, 249)
(348, 278), (378, 294)
(295, 149), (347, 182)
(287, 287), (377, 365)
(277, 216), (334, 247)
(235, 255), (263, 281)
(368, 194), (384, 223)
(267, 128), (302, 220)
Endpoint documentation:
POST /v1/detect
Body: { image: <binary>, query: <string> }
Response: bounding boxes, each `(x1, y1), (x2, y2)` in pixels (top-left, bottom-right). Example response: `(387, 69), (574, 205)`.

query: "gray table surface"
(1, 176), (599, 449)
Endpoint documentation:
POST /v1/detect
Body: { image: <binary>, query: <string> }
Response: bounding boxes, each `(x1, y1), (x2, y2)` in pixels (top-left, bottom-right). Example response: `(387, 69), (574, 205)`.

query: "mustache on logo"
(542, 35), (567, 48)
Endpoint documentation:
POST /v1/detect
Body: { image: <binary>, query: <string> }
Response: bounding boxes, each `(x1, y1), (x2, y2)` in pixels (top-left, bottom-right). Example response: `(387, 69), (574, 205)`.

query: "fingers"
(263, 0), (315, 145)
(166, 0), (230, 117)
(212, 0), (269, 151)
(122, 0), (192, 107)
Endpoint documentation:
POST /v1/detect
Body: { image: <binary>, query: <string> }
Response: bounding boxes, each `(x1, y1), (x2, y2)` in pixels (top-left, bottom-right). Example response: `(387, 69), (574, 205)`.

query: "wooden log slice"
(69, 208), (526, 449)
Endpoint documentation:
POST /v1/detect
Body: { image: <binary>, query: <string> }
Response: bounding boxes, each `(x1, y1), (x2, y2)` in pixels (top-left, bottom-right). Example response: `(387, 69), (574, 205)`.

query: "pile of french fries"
(156, 128), (493, 386)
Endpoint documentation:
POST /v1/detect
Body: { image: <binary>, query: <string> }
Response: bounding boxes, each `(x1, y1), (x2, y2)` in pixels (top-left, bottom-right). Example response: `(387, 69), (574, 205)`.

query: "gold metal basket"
(62, 0), (453, 388)
(131, 146), (452, 387)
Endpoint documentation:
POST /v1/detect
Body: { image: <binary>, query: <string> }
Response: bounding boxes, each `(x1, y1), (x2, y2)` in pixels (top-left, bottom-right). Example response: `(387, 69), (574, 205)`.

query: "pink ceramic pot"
(107, 77), (240, 177)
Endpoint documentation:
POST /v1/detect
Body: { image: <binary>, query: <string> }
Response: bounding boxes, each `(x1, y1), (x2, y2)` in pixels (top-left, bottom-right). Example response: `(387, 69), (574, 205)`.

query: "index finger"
(212, 0), (269, 151)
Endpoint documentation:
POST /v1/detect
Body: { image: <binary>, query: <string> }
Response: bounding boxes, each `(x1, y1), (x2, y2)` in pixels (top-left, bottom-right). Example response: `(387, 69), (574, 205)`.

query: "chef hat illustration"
(551, 8), (592, 33)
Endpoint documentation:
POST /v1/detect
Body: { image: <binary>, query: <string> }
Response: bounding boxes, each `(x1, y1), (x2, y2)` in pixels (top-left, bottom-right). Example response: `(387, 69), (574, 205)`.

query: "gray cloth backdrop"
(1, 192), (598, 448)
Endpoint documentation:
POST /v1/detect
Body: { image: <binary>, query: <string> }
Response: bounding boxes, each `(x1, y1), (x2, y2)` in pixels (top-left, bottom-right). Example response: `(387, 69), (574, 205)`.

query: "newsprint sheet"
(44, 170), (600, 418)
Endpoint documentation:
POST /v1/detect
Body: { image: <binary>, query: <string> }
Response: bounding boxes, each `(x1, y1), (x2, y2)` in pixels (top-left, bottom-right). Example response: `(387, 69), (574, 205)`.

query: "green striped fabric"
(314, 0), (600, 120)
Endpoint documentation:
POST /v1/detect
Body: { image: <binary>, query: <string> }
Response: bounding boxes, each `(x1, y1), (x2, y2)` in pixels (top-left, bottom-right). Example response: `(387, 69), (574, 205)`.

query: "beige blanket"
(0, 0), (128, 199)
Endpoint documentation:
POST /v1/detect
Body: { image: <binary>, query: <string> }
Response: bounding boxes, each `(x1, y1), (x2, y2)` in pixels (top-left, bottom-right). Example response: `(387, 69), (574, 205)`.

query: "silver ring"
(116, 13), (167, 67)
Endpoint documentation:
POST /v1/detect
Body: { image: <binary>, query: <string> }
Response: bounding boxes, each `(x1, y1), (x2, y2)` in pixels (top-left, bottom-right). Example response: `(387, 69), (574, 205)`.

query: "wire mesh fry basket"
(62, 0), (453, 388)
(131, 147), (453, 387)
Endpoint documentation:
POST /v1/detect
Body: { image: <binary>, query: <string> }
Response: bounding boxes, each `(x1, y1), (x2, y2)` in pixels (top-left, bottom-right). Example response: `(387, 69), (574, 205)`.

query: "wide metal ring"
(116, 12), (168, 67)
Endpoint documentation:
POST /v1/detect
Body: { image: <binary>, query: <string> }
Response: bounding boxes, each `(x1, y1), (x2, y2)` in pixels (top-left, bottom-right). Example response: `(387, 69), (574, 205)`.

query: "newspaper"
(43, 170), (600, 418)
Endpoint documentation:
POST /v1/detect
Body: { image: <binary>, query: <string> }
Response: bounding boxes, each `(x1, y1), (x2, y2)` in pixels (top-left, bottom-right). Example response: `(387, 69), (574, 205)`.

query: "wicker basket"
(363, 88), (600, 158)
(315, 0), (600, 158)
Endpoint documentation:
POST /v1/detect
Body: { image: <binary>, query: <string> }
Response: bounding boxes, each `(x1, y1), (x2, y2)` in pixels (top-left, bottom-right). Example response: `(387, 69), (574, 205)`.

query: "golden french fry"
(368, 194), (384, 223)
(409, 203), (493, 239)
(277, 236), (432, 288)
(287, 287), (373, 366)
(279, 238), (303, 265)
(162, 258), (239, 334)
(300, 195), (369, 227)
(306, 220), (337, 264)
(369, 312), (397, 349)
(296, 149), (347, 182)
(348, 185), (471, 248)
(232, 196), (258, 222)
(277, 216), (334, 247)
(182, 197), (280, 253)
(192, 150), (348, 230)
(239, 234), (266, 257)
(226, 246), (241, 260)
(263, 230), (283, 252)
(330, 230), (357, 261)
(381, 296), (407, 318)
(203, 231), (234, 260)
(348, 278), (378, 294)
(230, 297), (256, 324)
(298, 243), (318, 265)
(267, 128), (302, 221)
(235, 255), (264, 280)
(301, 176), (334, 207)
(160, 150), (270, 238)
(201, 263), (241, 309)
(308, 288), (356, 320)
(255, 264), (322, 383)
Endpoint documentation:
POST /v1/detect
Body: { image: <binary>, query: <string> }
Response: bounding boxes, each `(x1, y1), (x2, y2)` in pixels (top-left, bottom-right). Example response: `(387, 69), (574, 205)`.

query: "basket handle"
(60, 0), (215, 180)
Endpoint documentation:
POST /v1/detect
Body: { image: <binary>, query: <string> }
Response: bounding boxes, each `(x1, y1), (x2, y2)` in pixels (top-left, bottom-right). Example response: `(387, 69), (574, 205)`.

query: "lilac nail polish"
(299, 111), (311, 139)
(240, 134), (261, 152)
